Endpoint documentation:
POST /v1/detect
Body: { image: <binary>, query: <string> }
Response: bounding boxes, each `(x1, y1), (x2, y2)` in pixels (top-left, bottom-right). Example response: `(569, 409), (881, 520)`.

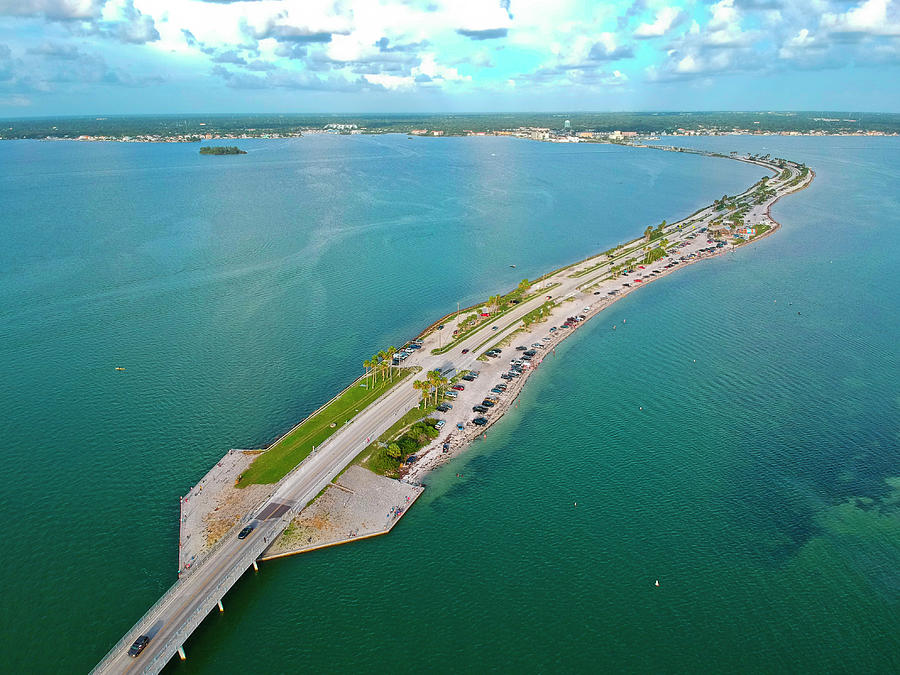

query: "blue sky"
(0, 0), (898, 116)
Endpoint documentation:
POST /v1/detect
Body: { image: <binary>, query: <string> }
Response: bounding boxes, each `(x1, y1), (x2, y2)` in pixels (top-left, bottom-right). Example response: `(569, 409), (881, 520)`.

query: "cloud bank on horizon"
(0, 0), (897, 115)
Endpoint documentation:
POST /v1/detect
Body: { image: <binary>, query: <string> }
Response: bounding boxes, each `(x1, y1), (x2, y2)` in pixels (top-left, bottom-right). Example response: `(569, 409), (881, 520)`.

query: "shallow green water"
(0, 135), (897, 673)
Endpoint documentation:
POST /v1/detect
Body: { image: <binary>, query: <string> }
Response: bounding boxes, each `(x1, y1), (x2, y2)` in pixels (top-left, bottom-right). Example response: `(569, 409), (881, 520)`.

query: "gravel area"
(261, 465), (423, 559)
(178, 449), (270, 573)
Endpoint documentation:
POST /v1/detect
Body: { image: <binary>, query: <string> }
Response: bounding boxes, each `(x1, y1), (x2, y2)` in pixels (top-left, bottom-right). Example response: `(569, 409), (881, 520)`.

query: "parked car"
(462, 374), (475, 382)
(435, 420), (446, 430)
(445, 390), (458, 398)
(436, 403), (452, 412)
(473, 417), (489, 426)
(481, 400), (495, 408)
(452, 384), (465, 391)
(128, 636), (151, 658)
(473, 405), (488, 413)
(516, 345), (527, 351)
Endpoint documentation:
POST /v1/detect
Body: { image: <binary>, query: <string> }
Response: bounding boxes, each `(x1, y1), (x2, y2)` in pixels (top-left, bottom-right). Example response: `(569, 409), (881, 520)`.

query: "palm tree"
(377, 350), (388, 383)
(428, 370), (447, 406)
(386, 346), (397, 380)
(363, 358), (373, 388)
(426, 370), (438, 406)
(371, 353), (380, 383)
(412, 379), (428, 409)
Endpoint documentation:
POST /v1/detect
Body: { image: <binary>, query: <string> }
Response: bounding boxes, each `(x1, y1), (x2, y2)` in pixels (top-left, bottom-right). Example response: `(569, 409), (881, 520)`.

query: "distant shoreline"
(3, 129), (897, 144)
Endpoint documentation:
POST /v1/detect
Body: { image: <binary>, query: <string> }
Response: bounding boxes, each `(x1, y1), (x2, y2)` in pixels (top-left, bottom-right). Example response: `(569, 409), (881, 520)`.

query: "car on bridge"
(238, 526), (255, 540)
(128, 635), (150, 658)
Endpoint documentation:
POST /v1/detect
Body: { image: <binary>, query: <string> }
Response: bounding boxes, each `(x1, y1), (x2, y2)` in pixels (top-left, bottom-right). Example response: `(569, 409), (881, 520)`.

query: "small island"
(199, 145), (246, 155)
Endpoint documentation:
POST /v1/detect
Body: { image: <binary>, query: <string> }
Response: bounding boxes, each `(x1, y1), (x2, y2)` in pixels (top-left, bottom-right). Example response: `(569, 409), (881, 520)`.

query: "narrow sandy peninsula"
(177, 146), (814, 566)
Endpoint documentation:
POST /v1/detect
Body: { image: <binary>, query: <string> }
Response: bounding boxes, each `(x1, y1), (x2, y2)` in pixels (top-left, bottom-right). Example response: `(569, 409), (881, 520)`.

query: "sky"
(0, 0), (898, 116)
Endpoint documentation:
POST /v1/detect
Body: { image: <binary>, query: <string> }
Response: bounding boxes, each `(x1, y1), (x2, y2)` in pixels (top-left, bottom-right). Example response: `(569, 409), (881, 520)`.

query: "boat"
(115, 367), (126, 371)
(509, 264), (516, 268)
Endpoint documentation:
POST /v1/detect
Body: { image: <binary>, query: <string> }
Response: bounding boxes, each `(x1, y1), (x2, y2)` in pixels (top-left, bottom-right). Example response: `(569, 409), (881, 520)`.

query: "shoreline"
(405, 220), (765, 481)
(404, 159), (814, 482)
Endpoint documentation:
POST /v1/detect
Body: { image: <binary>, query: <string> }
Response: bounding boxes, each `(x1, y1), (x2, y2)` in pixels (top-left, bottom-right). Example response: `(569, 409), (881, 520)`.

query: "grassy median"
(237, 367), (416, 487)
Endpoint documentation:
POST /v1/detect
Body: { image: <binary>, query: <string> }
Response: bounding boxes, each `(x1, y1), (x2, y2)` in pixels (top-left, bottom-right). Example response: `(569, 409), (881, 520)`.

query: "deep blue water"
(0, 134), (897, 673)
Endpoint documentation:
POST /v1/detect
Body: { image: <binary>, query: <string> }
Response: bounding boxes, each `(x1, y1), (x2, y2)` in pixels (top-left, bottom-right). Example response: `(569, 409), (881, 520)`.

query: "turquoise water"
(1, 135), (897, 672)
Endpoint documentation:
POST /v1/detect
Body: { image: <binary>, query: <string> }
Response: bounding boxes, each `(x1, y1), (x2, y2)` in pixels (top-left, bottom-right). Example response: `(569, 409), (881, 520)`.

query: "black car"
(128, 635), (151, 658)
(481, 400), (495, 407)
(500, 373), (512, 380)
(490, 387), (504, 394)
(436, 403), (452, 412)
(516, 345), (527, 351)
(462, 374), (475, 381)
(473, 405), (488, 413)
(524, 350), (537, 357)
(461, 348), (469, 354)
(495, 383), (507, 390)
(472, 417), (489, 426)
(238, 526), (254, 540)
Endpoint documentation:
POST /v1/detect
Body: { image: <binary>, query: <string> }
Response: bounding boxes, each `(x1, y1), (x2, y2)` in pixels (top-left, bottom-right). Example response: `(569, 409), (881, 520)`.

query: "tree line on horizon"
(4, 111), (900, 140)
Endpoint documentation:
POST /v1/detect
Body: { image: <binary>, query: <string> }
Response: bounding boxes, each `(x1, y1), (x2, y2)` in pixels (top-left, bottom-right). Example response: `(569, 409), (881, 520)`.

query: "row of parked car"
(393, 339), (424, 364)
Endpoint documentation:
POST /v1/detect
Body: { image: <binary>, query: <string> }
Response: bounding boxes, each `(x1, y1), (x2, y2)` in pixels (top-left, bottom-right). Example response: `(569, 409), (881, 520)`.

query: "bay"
(0, 134), (896, 673)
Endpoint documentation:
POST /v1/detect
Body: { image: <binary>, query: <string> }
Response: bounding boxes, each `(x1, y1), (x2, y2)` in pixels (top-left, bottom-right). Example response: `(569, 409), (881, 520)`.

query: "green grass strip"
(237, 367), (416, 487)
(431, 283), (560, 355)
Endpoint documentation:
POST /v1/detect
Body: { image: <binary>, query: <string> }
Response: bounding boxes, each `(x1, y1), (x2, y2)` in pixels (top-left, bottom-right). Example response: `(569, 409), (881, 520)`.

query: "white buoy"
(655, 580), (660, 587)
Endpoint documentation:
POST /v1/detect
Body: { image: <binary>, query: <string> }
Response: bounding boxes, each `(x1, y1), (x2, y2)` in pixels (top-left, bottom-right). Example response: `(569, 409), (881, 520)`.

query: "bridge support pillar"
(217, 599), (224, 612)
(252, 560), (259, 572)
(178, 646), (187, 661)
